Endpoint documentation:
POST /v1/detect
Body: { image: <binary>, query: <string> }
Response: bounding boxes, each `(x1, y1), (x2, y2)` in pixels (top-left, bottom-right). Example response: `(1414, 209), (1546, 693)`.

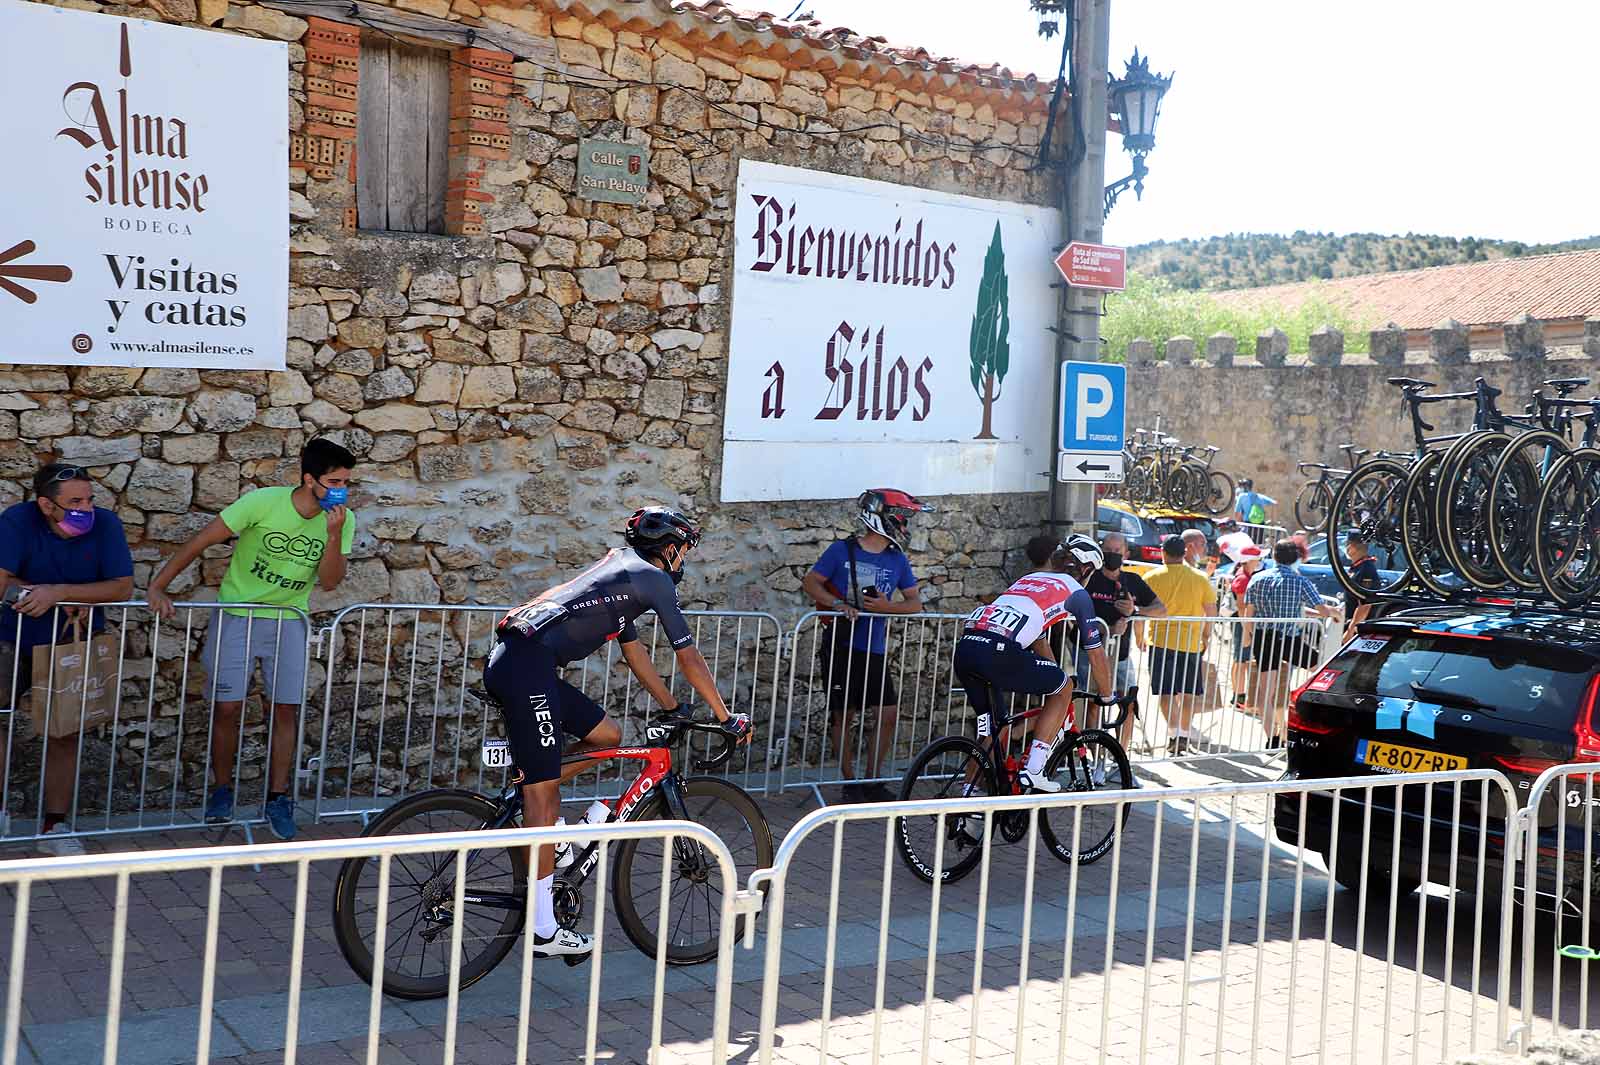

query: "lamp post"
(1103, 50), (1172, 217)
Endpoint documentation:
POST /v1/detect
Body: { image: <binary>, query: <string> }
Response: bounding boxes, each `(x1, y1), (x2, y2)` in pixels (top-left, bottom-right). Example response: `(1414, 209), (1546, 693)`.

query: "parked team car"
(1097, 500), (1218, 564)
(1275, 604), (1600, 906)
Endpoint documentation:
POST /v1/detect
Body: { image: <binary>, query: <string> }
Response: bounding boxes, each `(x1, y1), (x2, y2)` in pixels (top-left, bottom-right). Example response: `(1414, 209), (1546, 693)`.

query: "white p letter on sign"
(1075, 373), (1113, 442)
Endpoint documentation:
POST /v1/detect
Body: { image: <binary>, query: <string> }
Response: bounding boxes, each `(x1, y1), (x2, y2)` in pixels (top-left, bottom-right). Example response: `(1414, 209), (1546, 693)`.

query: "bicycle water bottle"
(582, 800), (610, 825)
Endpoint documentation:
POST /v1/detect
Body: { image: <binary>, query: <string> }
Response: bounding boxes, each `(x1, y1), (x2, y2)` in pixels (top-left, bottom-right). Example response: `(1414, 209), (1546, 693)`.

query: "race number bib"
(968, 604), (1027, 640)
(481, 739), (513, 768)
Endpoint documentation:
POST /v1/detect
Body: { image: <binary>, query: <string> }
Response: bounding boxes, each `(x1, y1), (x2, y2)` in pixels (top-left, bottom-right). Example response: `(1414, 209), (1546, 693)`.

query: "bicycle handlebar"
(1072, 685), (1139, 734)
(647, 702), (743, 770)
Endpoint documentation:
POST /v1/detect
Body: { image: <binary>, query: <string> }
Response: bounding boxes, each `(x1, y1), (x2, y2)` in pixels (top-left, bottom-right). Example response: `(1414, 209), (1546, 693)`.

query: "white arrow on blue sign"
(1059, 363), (1126, 453)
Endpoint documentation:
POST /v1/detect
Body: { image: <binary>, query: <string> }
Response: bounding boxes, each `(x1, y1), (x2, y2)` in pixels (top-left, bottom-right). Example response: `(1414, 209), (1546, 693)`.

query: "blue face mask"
(319, 484), (348, 512)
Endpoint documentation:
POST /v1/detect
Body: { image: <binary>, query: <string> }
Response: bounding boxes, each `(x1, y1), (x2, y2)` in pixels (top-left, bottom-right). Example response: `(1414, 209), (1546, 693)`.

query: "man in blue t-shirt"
(801, 489), (929, 802)
(0, 463), (134, 855)
(1233, 478), (1278, 525)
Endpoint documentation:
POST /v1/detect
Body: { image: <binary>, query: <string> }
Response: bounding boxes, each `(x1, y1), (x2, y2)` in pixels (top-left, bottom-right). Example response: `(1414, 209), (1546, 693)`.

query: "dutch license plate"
(1355, 738), (1466, 774)
(481, 740), (512, 768)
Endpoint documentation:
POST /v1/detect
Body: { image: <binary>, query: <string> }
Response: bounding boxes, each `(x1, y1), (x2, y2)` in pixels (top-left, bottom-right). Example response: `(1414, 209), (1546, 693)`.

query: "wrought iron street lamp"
(1103, 50), (1173, 217)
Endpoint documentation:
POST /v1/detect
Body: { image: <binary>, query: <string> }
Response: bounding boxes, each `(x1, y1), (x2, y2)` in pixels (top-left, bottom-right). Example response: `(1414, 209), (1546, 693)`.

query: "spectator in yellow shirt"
(1142, 536), (1218, 754)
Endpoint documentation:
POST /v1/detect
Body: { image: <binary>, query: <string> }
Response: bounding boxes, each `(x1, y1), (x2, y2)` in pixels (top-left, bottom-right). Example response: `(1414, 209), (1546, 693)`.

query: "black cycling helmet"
(624, 506), (701, 553)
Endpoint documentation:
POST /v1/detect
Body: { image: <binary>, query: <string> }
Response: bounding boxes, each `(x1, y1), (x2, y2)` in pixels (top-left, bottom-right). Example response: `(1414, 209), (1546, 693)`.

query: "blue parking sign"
(1059, 363), (1125, 453)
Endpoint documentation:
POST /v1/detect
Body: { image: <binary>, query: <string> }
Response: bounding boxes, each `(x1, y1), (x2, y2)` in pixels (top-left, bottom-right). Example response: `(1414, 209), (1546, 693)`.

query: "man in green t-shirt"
(148, 439), (357, 840)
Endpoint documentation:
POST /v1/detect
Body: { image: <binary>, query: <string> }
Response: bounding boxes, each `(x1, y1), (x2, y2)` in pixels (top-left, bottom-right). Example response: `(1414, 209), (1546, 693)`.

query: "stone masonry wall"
(4, 0), (1064, 624)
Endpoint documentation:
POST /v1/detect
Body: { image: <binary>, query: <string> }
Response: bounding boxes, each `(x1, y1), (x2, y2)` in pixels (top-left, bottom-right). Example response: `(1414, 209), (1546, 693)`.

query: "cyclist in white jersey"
(958, 534), (1117, 793)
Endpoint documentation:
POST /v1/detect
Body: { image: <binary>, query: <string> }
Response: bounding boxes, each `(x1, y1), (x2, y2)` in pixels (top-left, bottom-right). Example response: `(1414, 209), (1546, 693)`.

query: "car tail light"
(1140, 545), (1163, 562)
(1286, 677), (1340, 735)
(1492, 754), (1562, 775)
(1575, 675), (1600, 762)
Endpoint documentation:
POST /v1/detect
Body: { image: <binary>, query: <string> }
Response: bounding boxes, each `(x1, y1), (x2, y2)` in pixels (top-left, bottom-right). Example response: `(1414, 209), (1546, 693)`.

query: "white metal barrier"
(0, 818), (743, 1065)
(1516, 762), (1600, 1048)
(1240, 521), (1290, 547)
(1, 601), (311, 845)
(750, 769), (1521, 1065)
(309, 604), (783, 822)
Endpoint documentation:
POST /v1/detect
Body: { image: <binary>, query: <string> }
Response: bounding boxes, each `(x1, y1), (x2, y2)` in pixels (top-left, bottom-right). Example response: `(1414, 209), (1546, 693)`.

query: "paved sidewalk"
(0, 758), (1583, 1064)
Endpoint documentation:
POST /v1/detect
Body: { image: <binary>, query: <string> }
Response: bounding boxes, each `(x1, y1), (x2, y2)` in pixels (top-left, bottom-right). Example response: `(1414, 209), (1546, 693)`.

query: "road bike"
(1121, 428), (1236, 515)
(330, 700), (772, 1000)
(894, 686), (1138, 885)
(1294, 444), (1371, 531)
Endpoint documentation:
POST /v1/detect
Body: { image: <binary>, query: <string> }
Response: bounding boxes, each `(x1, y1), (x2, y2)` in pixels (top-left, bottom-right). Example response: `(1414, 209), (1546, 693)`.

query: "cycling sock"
(534, 874), (559, 938)
(1024, 741), (1051, 776)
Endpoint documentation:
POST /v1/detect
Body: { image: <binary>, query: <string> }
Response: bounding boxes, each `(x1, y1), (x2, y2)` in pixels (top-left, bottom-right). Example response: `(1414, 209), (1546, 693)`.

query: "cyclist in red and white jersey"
(957, 534), (1117, 793)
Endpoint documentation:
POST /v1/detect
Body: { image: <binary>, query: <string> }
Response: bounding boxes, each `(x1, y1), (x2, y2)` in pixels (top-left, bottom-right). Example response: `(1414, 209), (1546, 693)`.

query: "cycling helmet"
(1056, 533), (1104, 574)
(856, 488), (933, 549)
(624, 507), (701, 553)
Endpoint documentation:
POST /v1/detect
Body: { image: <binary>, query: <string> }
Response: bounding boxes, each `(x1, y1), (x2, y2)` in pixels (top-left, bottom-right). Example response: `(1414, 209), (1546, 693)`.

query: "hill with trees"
(1128, 232), (1600, 291)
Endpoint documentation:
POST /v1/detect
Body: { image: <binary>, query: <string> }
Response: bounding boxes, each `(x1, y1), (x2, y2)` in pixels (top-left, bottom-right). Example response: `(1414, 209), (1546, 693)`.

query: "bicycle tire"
(1487, 430), (1568, 590)
(1170, 464), (1203, 511)
(1533, 448), (1600, 606)
(1401, 451), (1472, 596)
(1206, 469), (1237, 517)
(894, 735), (1000, 885)
(331, 789), (527, 1001)
(1038, 730), (1132, 866)
(1327, 458), (1413, 601)
(611, 776), (774, 966)
(1293, 480), (1331, 535)
(1435, 432), (1512, 588)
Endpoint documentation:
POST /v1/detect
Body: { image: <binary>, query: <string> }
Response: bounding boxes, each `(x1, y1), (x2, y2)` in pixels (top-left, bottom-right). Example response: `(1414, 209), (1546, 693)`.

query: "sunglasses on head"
(44, 465), (90, 485)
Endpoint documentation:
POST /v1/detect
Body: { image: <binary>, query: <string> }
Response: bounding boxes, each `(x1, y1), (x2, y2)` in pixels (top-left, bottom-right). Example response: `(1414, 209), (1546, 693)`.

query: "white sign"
(1057, 450), (1124, 483)
(0, 3), (288, 369)
(722, 161), (1061, 502)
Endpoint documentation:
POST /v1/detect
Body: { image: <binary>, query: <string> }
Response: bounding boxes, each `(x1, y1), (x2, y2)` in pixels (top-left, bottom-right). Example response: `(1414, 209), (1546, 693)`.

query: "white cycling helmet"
(1057, 533), (1104, 573)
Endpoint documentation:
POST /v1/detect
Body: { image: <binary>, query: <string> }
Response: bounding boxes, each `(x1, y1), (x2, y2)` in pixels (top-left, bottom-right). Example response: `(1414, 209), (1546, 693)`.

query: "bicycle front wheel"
(1436, 432), (1511, 589)
(612, 776), (774, 966)
(1402, 451), (1469, 596)
(1294, 480), (1331, 534)
(331, 789), (527, 1001)
(1205, 469), (1236, 516)
(895, 735), (1000, 885)
(1039, 730), (1132, 866)
(1533, 448), (1600, 606)
(1328, 459), (1412, 600)
(1488, 430), (1568, 590)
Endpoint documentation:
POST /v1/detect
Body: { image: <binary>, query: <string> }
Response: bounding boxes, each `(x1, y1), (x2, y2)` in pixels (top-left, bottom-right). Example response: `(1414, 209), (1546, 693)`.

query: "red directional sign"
(1054, 241), (1126, 291)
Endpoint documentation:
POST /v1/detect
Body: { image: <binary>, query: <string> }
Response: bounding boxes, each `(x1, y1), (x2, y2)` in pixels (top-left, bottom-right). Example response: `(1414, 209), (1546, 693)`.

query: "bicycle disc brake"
(552, 876), (585, 931)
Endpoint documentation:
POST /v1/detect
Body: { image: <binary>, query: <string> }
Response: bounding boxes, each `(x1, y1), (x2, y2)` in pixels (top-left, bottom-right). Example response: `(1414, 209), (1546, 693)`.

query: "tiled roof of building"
(1213, 249), (1600, 329)
(572, 0), (1062, 102)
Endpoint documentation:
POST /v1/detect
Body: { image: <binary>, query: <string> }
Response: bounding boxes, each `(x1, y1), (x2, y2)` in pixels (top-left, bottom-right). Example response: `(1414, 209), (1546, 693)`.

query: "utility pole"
(1048, 0), (1111, 533)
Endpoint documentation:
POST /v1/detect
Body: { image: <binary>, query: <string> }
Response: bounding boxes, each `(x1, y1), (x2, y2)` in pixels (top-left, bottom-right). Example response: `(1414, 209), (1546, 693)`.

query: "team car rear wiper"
(1408, 683), (1492, 711)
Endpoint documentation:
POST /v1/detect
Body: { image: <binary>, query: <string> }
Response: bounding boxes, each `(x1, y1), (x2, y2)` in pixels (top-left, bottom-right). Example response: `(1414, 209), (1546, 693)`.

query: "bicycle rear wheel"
(1402, 451), (1470, 596)
(894, 736), (999, 885)
(331, 789), (527, 1001)
(1435, 432), (1511, 589)
(1204, 469), (1236, 516)
(612, 776), (774, 965)
(1488, 430), (1567, 590)
(1327, 459), (1413, 601)
(1038, 730), (1132, 866)
(1533, 448), (1600, 606)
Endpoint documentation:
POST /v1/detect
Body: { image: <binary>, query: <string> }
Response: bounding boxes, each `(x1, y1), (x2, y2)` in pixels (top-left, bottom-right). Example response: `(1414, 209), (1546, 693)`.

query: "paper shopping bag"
(29, 620), (119, 739)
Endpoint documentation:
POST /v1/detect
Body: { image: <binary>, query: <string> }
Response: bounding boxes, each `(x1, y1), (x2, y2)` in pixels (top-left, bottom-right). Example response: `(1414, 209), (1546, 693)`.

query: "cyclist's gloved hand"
(722, 713), (753, 741)
(1094, 692), (1122, 707)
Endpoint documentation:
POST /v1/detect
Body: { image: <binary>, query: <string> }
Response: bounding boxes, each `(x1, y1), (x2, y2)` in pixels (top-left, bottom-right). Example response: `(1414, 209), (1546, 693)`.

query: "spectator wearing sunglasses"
(147, 439), (357, 841)
(0, 463), (134, 855)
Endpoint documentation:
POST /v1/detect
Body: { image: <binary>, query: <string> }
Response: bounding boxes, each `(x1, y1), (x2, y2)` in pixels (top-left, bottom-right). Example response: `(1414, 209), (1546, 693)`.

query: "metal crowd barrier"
(1240, 520), (1290, 546)
(0, 818), (742, 1065)
(1, 601), (311, 846)
(308, 604), (783, 823)
(1515, 762), (1600, 1049)
(750, 769), (1521, 1065)
(777, 612), (1336, 799)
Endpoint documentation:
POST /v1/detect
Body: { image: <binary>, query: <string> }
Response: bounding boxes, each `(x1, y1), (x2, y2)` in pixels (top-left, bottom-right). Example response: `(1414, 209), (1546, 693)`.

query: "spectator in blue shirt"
(800, 489), (927, 802)
(0, 463), (134, 855)
(1234, 478), (1278, 525)
(1242, 540), (1336, 748)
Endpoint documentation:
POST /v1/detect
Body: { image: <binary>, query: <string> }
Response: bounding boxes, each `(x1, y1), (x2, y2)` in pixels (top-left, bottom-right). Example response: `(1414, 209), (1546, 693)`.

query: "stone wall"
(4, 0), (1065, 623)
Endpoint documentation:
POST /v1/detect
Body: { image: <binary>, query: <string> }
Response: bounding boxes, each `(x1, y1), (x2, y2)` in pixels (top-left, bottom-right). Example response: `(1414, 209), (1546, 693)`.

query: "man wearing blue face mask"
(0, 463), (134, 854)
(148, 438), (357, 840)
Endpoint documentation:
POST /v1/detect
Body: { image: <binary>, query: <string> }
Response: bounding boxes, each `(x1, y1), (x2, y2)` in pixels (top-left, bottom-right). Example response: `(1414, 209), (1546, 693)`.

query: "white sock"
(1024, 740), (1051, 776)
(534, 873), (558, 938)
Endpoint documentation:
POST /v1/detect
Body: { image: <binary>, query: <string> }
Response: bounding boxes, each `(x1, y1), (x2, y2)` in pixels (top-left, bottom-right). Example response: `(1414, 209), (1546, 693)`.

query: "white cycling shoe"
(534, 927), (593, 966)
(1018, 769), (1062, 794)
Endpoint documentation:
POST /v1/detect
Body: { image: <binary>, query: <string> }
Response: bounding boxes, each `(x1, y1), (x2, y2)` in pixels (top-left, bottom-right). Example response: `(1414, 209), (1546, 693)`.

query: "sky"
(794, 0), (1599, 248)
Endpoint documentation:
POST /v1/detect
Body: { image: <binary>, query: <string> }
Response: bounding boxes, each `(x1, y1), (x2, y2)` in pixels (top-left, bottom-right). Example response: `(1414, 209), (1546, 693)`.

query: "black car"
(1274, 605), (1600, 903)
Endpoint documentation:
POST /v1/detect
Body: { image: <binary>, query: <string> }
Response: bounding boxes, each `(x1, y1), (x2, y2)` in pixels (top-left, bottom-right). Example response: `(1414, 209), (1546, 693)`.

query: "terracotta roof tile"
(1213, 250), (1600, 329)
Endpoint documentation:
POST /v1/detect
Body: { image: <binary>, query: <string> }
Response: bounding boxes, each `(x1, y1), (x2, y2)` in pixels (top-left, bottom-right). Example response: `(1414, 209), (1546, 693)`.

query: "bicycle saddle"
(1386, 377), (1436, 390)
(1546, 377), (1590, 396)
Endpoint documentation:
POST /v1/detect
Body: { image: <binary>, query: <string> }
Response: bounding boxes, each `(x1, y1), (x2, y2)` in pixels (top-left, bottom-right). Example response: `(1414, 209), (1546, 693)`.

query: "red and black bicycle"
(331, 701), (772, 1000)
(894, 687), (1138, 884)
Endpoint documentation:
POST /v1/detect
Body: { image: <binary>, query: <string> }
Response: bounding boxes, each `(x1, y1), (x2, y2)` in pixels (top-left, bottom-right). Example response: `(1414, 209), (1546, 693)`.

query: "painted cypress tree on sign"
(970, 221), (1011, 440)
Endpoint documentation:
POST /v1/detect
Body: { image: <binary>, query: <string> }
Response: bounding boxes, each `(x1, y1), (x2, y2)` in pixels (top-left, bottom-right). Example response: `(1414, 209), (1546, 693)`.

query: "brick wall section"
(445, 47), (515, 237)
(295, 16), (360, 229)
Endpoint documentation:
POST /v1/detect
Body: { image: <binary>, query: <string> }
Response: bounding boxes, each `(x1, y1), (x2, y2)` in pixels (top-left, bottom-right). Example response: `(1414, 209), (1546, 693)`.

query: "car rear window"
(1153, 517), (1217, 541)
(1320, 632), (1593, 726)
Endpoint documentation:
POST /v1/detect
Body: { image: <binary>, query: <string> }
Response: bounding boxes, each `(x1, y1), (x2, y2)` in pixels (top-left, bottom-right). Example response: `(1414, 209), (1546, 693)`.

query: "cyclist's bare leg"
(552, 715), (623, 786)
